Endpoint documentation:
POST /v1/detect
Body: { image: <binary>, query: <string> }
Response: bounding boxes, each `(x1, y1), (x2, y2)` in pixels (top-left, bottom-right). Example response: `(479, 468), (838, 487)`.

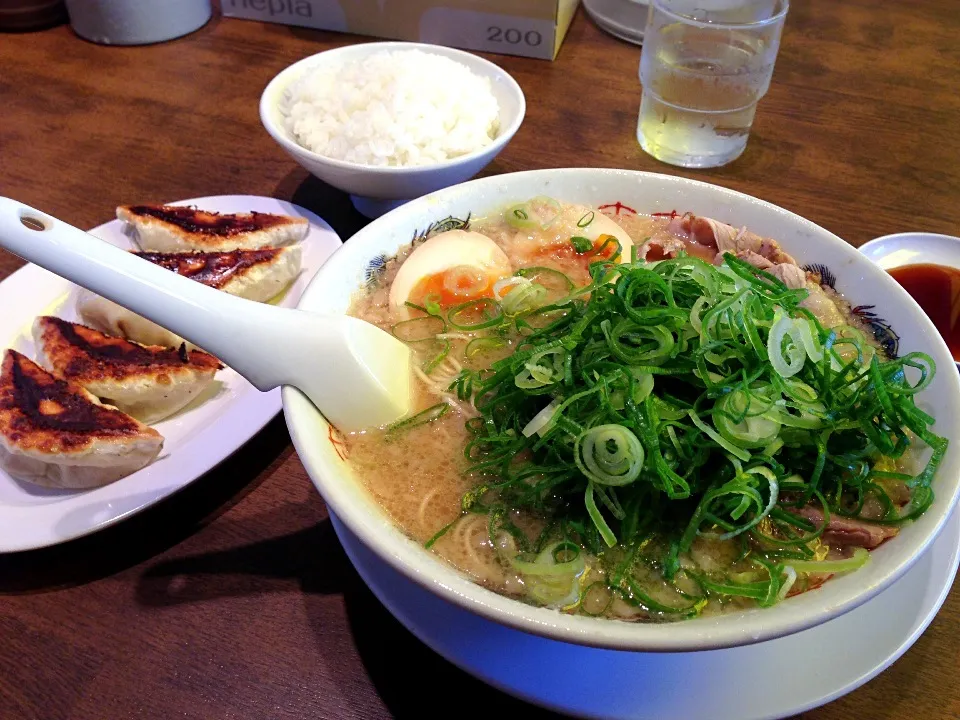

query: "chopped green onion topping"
(419, 244), (945, 616)
(571, 236), (593, 253)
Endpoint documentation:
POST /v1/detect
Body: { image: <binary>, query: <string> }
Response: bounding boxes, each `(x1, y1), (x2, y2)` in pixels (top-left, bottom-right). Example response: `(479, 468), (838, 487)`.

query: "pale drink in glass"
(637, 0), (789, 168)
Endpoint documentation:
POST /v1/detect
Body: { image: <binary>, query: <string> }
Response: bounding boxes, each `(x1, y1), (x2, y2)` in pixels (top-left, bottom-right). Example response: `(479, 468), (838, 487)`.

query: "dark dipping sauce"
(888, 263), (960, 360)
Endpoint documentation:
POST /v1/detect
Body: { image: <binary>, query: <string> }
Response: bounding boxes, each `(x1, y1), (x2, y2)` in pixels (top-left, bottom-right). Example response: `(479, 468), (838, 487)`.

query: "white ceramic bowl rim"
(259, 41), (527, 175)
(283, 168), (960, 652)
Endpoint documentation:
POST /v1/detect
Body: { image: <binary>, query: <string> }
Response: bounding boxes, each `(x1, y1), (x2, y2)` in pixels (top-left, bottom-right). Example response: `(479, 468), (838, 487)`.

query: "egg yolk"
(408, 265), (500, 307)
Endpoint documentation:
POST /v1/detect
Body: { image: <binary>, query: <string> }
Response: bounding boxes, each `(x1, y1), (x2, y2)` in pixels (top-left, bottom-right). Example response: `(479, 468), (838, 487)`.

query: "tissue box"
(221, 0), (579, 60)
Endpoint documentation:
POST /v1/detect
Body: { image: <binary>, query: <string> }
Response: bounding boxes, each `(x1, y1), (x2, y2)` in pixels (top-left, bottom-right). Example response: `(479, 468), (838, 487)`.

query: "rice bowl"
(282, 49), (500, 167)
(259, 42), (526, 217)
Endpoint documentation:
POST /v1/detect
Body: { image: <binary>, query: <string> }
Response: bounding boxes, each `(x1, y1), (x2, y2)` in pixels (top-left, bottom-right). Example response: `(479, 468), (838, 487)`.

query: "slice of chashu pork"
(637, 213), (848, 328)
(33, 317), (222, 424)
(76, 245), (301, 349)
(0, 350), (163, 489)
(117, 204), (308, 252)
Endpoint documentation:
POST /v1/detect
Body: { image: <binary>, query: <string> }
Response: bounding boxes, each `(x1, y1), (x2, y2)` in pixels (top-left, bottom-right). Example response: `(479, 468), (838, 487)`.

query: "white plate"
(333, 507), (960, 720)
(0, 195), (341, 552)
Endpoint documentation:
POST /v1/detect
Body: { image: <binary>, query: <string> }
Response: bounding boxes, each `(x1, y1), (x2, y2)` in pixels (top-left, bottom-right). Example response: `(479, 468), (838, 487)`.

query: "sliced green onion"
(527, 576), (581, 607)
(510, 541), (585, 577)
(779, 378), (820, 405)
(765, 400), (825, 429)
(465, 336), (506, 358)
(716, 467), (779, 540)
(447, 298), (504, 330)
(689, 296), (712, 333)
(689, 409), (751, 461)
(506, 197), (563, 231)
(411, 338), (450, 373)
(571, 236), (593, 253)
(516, 266), (576, 303)
(786, 547), (871, 574)
(602, 320), (675, 366)
(385, 402), (449, 434)
(585, 482), (617, 547)
(493, 275), (528, 300)
(424, 517), (459, 549)
(777, 566), (797, 600)
(506, 205), (537, 230)
(575, 424), (645, 486)
(391, 315), (445, 342)
(522, 399), (561, 437)
(516, 347), (565, 388)
(794, 317), (824, 362)
(715, 390), (782, 448)
(630, 371), (655, 404)
(580, 582), (614, 616)
(422, 293), (442, 317)
(767, 312), (805, 377)
(495, 276), (547, 315)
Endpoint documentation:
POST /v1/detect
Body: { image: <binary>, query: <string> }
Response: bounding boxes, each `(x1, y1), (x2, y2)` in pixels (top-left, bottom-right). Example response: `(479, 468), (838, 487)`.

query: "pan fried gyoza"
(117, 204), (308, 252)
(33, 317), (222, 424)
(0, 350), (163, 489)
(76, 245), (302, 349)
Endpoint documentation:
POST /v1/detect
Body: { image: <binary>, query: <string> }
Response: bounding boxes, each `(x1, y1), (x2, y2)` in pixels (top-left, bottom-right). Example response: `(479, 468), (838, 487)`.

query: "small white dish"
(859, 231), (960, 369)
(0, 195), (341, 552)
(859, 231), (960, 270)
(333, 507), (960, 719)
(259, 42), (526, 219)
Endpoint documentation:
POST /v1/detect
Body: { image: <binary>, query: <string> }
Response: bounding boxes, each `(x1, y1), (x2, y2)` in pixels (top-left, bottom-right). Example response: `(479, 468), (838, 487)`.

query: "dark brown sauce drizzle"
(126, 205), (290, 237)
(6, 353), (137, 434)
(135, 248), (281, 288)
(47, 317), (188, 368)
(888, 263), (960, 360)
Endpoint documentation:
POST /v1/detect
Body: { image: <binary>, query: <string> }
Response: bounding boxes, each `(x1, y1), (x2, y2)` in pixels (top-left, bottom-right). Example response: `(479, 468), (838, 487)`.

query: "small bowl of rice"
(260, 42), (526, 218)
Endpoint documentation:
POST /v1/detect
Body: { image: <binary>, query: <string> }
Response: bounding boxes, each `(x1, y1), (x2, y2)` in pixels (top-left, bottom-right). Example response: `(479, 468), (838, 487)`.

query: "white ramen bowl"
(283, 169), (960, 652)
(259, 42), (526, 219)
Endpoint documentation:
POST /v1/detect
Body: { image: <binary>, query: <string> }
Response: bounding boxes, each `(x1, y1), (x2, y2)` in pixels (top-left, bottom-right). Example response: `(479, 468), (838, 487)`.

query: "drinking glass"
(637, 0), (789, 168)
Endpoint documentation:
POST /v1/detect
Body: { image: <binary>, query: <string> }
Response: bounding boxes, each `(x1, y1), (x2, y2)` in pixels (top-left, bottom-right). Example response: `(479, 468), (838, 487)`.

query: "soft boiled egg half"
(388, 230), (512, 312)
(553, 203), (634, 263)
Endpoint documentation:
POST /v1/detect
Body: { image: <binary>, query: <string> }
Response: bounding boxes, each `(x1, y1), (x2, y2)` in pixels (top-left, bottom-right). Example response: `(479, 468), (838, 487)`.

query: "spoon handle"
(0, 197), (412, 430)
(0, 196), (302, 392)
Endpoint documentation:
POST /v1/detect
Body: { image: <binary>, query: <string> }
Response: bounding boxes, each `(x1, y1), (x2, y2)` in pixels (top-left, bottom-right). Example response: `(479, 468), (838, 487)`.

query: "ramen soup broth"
(346, 200), (944, 623)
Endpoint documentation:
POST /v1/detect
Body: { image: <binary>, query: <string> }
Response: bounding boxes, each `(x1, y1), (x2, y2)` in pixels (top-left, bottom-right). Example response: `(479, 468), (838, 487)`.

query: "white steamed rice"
(282, 49), (501, 168)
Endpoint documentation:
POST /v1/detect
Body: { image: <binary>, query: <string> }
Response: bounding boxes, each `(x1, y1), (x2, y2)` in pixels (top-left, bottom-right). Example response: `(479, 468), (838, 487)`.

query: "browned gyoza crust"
(121, 205), (302, 238)
(133, 248), (284, 289)
(34, 317), (222, 384)
(0, 350), (159, 455)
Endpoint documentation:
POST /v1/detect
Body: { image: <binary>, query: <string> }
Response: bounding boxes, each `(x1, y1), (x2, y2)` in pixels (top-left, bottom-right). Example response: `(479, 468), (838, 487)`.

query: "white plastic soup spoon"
(0, 197), (412, 432)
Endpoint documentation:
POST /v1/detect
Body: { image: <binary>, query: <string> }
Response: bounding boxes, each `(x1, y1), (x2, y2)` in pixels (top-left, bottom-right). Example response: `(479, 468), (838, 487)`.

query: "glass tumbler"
(637, 0), (789, 168)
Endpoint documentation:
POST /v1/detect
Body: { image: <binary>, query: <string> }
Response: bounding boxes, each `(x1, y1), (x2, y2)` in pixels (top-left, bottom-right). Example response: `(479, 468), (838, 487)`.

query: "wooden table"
(2, 2), (959, 718)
